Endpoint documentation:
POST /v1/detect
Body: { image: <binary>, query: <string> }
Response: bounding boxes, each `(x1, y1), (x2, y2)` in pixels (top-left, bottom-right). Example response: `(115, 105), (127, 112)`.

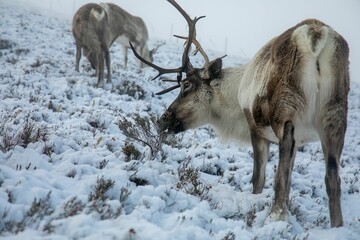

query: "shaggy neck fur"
(208, 65), (251, 144)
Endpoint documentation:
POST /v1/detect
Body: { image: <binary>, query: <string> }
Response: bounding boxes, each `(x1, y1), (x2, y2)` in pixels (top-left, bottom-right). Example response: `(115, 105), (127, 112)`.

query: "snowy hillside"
(1, 2), (360, 240)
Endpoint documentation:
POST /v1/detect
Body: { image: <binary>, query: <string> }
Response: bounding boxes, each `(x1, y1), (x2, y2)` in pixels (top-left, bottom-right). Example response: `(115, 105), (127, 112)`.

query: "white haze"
(1, 1), (360, 239)
(10, 0), (360, 83)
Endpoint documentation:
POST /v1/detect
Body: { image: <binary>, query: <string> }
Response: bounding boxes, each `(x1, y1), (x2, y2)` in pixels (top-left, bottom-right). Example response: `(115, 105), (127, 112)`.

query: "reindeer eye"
(180, 82), (192, 96)
(183, 82), (191, 90)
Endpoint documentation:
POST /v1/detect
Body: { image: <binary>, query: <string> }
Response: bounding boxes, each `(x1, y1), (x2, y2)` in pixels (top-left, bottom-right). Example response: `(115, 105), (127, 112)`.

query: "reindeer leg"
(97, 50), (105, 88)
(104, 47), (112, 84)
(75, 40), (82, 72)
(243, 109), (270, 194)
(243, 108), (270, 194)
(323, 144), (343, 227)
(318, 104), (346, 227)
(123, 46), (128, 69)
(270, 120), (296, 221)
(250, 130), (270, 194)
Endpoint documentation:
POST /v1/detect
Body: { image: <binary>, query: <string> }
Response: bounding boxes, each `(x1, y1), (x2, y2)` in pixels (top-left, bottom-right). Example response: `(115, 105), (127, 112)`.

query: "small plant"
(344, 169), (359, 194)
(47, 101), (61, 112)
(97, 159), (109, 169)
(14, 48), (30, 56)
(119, 187), (131, 208)
(122, 142), (141, 162)
(61, 196), (85, 218)
(176, 158), (211, 201)
(27, 192), (54, 218)
(222, 231), (236, 240)
(0, 114), (48, 152)
(0, 39), (14, 50)
(246, 205), (257, 228)
(289, 197), (307, 223)
(112, 80), (146, 100)
(118, 113), (165, 160)
(88, 176), (115, 202)
(2, 192), (55, 234)
(5, 55), (18, 64)
(314, 214), (328, 228)
(2, 220), (25, 234)
(129, 171), (149, 186)
(66, 169), (77, 178)
(87, 116), (107, 133)
(6, 189), (14, 203)
(86, 200), (121, 220)
(30, 57), (53, 68)
(42, 142), (55, 157)
(16, 163), (36, 171)
(20, 117), (48, 148)
(86, 177), (121, 220)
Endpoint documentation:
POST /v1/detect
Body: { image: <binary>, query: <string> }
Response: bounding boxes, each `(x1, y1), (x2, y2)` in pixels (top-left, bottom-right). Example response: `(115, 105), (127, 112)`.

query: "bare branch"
(130, 42), (183, 81)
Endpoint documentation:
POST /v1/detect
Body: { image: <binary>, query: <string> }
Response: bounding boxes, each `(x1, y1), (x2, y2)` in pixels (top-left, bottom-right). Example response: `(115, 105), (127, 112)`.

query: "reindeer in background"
(131, 0), (349, 228)
(72, 3), (157, 87)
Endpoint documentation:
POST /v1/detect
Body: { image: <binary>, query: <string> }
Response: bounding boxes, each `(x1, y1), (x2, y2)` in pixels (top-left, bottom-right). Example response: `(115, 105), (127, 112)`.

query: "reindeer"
(131, 0), (350, 228)
(72, 3), (156, 87)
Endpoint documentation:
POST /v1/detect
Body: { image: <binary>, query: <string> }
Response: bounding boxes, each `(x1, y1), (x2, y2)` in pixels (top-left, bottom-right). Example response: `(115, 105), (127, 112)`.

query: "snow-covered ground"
(1, 2), (360, 240)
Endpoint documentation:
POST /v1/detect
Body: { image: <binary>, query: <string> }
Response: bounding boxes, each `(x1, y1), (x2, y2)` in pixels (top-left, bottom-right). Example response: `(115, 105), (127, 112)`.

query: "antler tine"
(174, 35), (210, 66)
(130, 42), (183, 80)
(155, 84), (181, 95)
(162, 79), (180, 82)
(150, 41), (166, 55)
(167, 0), (206, 77)
(130, 0), (208, 94)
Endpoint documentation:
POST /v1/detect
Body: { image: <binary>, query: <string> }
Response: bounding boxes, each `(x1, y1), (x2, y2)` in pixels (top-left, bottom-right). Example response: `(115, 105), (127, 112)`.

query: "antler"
(150, 41), (165, 55)
(130, 42), (184, 81)
(173, 35), (209, 67)
(130, 0), (209, 94)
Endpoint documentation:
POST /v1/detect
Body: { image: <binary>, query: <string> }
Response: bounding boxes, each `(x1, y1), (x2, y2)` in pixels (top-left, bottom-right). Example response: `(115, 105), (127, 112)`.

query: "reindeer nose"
(158, 110), (185, 134)
(158, 111), (174, 131)
(162, 110), (174, 120)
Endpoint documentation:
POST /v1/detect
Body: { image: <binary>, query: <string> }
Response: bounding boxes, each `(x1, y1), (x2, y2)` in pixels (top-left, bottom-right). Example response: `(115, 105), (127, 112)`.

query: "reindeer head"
(159, 58), (223, 133)
(83, 47), (97, 70)
(131, 0), (225, 134)
(139, 42), (165, 69)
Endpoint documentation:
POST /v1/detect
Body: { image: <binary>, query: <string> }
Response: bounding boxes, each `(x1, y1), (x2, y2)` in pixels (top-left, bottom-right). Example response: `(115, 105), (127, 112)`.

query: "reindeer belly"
(116, 35), (131, 48)
(261, 76), (320, 146)
(262, 121), (319, 146)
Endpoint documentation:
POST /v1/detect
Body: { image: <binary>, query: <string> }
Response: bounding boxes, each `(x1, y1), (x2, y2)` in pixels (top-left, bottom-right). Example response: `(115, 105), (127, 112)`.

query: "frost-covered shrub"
(0, 113), (48, 152)
(1, 192), (53, 234)
(112, 80), (146, 100)
(118, 113), (165, 160)
(176, 158), (211, 200)
(61, 196), (85, 218)
(0, 38), (14, 50)
(122, 142), (141, 162)
(86, 177), (121, 220)
(222, 231), (236, 240)
(246, 205), (256, 228)
(88, 176), (115, 202)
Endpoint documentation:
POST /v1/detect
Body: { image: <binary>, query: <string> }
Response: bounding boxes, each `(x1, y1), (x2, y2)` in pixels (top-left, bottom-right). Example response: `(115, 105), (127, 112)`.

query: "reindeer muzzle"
(159, 110), (185, 134)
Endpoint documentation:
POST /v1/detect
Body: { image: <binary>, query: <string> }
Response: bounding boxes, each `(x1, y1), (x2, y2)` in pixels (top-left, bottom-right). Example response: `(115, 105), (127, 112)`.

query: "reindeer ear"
(208, 58), (222, 79)
(199, 58), (223, 80)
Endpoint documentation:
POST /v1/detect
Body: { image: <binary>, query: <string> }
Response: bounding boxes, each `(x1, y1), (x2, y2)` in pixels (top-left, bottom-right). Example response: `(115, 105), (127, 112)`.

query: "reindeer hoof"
(103, 83), (113, 91)
(266, 207), (289, 224)
(96, 82), (104, 88)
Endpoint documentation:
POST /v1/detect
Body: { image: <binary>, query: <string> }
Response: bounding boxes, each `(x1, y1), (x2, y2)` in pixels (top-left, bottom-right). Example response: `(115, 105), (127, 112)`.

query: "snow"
(1, 1), (360, 240)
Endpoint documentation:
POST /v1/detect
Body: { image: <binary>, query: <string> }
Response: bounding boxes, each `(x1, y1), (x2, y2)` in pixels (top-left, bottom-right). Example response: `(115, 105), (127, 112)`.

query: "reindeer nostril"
(158, 111), (170, 130)
(162, 111), (173, 120)
(158, 110), (186, 134)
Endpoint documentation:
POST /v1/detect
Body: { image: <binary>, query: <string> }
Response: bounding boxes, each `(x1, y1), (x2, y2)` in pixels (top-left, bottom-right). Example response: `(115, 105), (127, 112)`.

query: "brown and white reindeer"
(131, 0), (349, 228)
(72, 3), (157, 87)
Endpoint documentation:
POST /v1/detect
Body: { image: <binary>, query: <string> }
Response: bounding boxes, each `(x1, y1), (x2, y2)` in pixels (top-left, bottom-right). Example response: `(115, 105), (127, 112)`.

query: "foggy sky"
(8, 0), (360, 82)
